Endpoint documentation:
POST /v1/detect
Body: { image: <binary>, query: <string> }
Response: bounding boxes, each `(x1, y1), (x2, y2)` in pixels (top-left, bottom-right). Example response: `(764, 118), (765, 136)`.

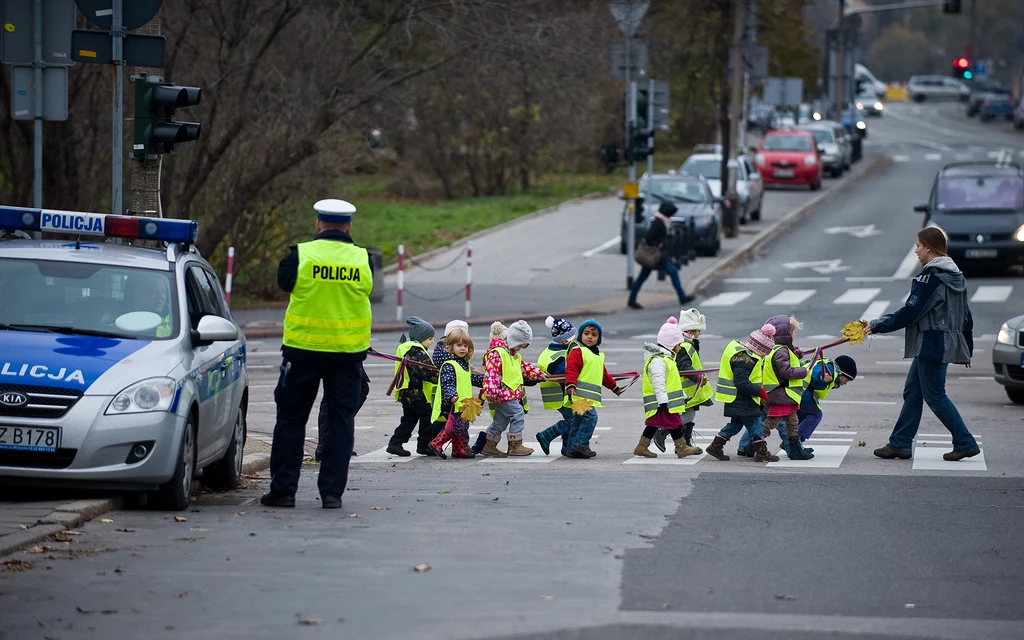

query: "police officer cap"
(314, 199), (357, 223)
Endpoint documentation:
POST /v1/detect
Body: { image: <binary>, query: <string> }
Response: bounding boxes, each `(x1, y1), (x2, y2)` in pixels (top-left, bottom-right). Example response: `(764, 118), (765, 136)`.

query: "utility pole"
(624, 38), (636, 288)
(31, 0), (43, 238)
(111, 0), (124, 215)
(834, 0), (846, 121)
(129, 12), (163, 218)
(724, 0), (745, 239)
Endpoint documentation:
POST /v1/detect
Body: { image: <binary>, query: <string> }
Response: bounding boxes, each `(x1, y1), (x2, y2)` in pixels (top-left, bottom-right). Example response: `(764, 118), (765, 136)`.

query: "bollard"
(225, 246), (234, 306)
(396, 244), (405, 322)
(465, 241), (472, 318)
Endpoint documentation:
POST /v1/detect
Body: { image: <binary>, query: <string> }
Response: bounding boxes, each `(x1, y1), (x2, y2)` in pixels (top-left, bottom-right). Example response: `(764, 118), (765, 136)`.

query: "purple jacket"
(765, 315), (807, 406)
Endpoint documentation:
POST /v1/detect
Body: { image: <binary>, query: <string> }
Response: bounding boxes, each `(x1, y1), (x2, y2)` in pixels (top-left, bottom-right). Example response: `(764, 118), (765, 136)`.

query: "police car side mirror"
(192, 315), (238, 347)
(913, 203), (929, 213)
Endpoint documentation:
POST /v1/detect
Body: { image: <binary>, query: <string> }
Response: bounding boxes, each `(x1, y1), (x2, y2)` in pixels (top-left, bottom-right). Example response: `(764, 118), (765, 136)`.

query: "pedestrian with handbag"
(627, 201), (696, 310)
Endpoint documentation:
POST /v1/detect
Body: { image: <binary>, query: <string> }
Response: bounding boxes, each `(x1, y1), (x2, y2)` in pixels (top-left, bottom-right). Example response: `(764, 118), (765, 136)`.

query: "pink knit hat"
(741, 323), (776, 357)
(657, 317), (684, 350)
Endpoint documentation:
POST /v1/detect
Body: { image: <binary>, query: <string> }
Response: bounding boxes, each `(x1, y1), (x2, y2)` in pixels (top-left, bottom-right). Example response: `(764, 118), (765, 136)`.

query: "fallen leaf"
(75, 606), (94, 614)
(173, 516), (187, 523)
(232, 512), (245, 518)
(1, 559), (34, 572)
(370, 506), (388, 511)
(348, 514), (361, 518)
(61, 530), (83, 536)
(249, 532), (257, 537)
(115, 528), (136, 533)
(858, 441), (867, 447)
(175, 537), (201, 542)
(188, 527), (209, 532)
(101, 610), (119, 615)
(114, 567), (125, 574)
(413, 563), (431, 572)
(24, 545), (45, 554)
(492, 497), (499, 501)
(346, 487), (360, 491)
(481, 473), (490, 476)
(17, 524), (29, 529)
(437, 490), (450, 495)
(99, 519), (113, 524)
(774, 595), (796, 601)
(96, 571), (106, 576)
(176, 591), (189, 599)
(540, 595), (555, 601)
(297, 619), (322, 626)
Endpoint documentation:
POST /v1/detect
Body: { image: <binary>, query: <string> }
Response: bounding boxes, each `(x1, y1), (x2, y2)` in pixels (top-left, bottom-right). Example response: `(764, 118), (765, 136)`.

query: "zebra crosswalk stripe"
(764, 289), (815, 306)
(971, 285), (1012, 303)
(833, 288), (880, 305)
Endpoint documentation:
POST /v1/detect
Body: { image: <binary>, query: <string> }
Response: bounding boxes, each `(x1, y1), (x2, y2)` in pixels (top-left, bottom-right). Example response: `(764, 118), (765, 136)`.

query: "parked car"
(914, 161), (1024, 271)
(770, 112), (797, 130)
(966, 80), (1010, 117)
(854, 93), (883, 117)
(679, 153), (764, 223)
(796, 123), (850, 178)
(619, 174), (722, 257)
(755, 130), (823, 191)
(841, 105), (868, 139)
(979, 93), (1014, 121)
(816, 120), (854, 168)
(1016, 97), (1024, 130)
(993, 316), (1024, 404)
(907, 75), (969, 102)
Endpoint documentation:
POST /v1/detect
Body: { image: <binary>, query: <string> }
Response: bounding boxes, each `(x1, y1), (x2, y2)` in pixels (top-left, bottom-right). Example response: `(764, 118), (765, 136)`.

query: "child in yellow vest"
(563, 319), (625, 458)
(756, 315), (812, 460)
(652, 308), (709, 455)
(427, 328), (478, 459)
(480, 321), (546, 457)
(635, 317), (701, 458)
(387, 317), (439, 457)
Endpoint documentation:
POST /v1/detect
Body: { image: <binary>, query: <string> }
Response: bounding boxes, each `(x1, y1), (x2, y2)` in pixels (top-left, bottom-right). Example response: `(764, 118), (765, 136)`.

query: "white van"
(854, 64), (886, 98)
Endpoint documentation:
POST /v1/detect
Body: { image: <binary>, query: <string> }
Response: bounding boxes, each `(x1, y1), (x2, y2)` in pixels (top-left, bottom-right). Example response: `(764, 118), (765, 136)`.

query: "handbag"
(634, 239), (662, 269)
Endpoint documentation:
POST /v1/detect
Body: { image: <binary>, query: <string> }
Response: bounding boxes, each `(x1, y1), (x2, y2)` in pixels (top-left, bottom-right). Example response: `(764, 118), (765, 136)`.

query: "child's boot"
(507, 433), (534, 456)
(481, 434), (507, 458)
(652, 429), (668, 453)
(471, 431), (487, 454)
(674, 438), (702, 458)
(451, 435), (476, 458)
(536, 427), (559, 456)
(705, 435), (730, 461)
(682, 422), (704, 455)
(752, 439), (779, 462)
(633, 436), (658, 458)
(787, 436), (814, 460)
(428, 432), (451, 460)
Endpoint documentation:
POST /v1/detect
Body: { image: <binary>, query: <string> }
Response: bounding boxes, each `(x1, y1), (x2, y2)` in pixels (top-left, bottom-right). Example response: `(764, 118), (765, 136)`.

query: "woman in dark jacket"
(627, 201), (696, 309)
(868, 227), (980, 462)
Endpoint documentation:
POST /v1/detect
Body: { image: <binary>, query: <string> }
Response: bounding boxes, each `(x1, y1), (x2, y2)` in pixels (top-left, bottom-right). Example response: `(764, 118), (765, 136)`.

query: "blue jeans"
(720, 415), (763, 443)
(797, 396), (822, 441)
(628, 260), (687, 305)
(889, 357), (978, 452)
(544, 407), (574, 454)
(566, 408), (599, 449)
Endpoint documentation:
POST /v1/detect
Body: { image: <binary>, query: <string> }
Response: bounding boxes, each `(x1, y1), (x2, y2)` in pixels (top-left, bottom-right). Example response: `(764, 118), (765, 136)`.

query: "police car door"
(183, 265), (236, 463)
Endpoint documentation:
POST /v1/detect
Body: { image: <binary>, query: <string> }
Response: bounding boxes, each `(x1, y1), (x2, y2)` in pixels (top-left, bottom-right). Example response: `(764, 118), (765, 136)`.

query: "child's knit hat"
(489, 321), (508, 341)
(507, 320), (533, 349)
(545, 316), (576, 343)
(405, 316), (435, 344)
(741, 323), (776, 357)
(445, 319), (469, 337)
(678, 308), (707, 332)
(657, 317), (685, 350)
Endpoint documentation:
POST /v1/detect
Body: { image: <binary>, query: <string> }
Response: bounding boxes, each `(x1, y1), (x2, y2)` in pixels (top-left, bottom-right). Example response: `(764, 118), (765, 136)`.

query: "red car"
(755, 130), (823, 190)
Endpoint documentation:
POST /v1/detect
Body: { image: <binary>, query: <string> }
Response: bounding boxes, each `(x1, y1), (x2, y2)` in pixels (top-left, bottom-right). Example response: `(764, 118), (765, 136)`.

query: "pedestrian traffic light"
(943, 0), (961, 14)
(952, 57), (972, 79)
(627, 122), (654, 163)
(132, 77), (201, 155)
(635, 88), (649, 130)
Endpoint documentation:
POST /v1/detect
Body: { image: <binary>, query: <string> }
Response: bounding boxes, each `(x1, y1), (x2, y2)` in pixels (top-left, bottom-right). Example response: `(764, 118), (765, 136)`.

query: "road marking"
(924, 153), (943, 161)
(987, 151), (1002, 159)
(806, 334), (837, 340)
(846, 276), (898, 282)
(480, 444), (560, 463)
(623, 453), (706, 466)
(354, 426), (374, 430)
(823, 224), (882, 238)
(875, 361), (912, 366)
(912, 447), (986, 471)
(782, 259), (849, 274)
(971, 285), (1012, 303)
(785, 277), (832, 283)
(893, 245), (919, 279)
(764, 289), (815, 306)
(892, 155), (910, 162)
(954, 152), (973, 160)
(819, 400), (898, 405)
(861, 300), (890, 321)
(701, 291), (752, 307)
(979, 334), (996, 341)
(767, 444), (850, 468)
(916, 439), (982, 446)
(582, 236), (620, 258)
(628, 334), (657, 340)
(812, 430), (858, 435)
(724, 277), (771, 283)
(833, 288), (881, 304)
(350, 446), (419, 463)
(595, 427), (614, 431)
(804, 438), (855, 443)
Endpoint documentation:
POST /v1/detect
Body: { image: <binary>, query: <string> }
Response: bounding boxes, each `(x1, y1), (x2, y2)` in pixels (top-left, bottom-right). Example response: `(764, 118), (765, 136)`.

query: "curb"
(240, 159), (887, 337)
(0, 497), (122, 558)
(241, 453), (271, 475)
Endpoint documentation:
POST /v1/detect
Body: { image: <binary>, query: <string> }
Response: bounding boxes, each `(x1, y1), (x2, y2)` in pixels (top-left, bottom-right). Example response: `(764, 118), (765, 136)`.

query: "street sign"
(611, 39), (646, 79)
(974, 60), (987, 77)
(730, 44), (769, 83)
(72, 29), (165, 67)
(0, 0), (76, 65)
(608, 1), (649, 38)
(763, 77), (803, 107)
(73, 0), (160, 30)
(652, 79), (669, 131)
(10, 64), (67, 120)
(623, 181), (639, 199)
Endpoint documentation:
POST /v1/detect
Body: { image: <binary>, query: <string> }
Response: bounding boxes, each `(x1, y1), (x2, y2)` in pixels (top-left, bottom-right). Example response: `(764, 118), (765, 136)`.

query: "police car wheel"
(204, 403), (247, 490)
(153, 413), (197, 511)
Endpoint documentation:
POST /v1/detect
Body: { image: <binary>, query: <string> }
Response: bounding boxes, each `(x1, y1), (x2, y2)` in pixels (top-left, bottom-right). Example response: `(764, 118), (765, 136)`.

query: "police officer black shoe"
(321, 495), (343, 509)
(260, 492), (296, 508)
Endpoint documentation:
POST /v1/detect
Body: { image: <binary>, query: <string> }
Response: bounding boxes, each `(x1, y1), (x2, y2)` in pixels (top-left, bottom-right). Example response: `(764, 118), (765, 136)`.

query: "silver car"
(797, 124), (851, 178)
(0, 207), (248, 510)
(679, 153), (764, 223)
(907, 75), (969, 102)
(993, 316), (1024, 405)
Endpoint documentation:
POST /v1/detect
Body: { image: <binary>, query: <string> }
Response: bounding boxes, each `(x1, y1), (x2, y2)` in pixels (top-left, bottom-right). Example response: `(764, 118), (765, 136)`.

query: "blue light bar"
(0, 206), (199, 244)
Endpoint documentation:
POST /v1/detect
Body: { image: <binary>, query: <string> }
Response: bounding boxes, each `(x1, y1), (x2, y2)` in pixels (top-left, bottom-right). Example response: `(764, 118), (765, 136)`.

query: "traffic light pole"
(32, 0), (43, 239)
(626, 79), (637, 289)
(111, 0), (124, 215)
(646, 79), (655, 179)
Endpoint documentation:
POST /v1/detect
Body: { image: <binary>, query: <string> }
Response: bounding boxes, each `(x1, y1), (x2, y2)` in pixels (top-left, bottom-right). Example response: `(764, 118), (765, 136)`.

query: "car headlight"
(856, 121), (867, 130)
(755, 153), (765, 165)
(875, 102), (884, 111)
(803, 155), (817, 166)
(996, 323), (1015, 345)
(856, 102), (864, 110)
(812, 112), (822, 120)
(106, 377), (177, 415)
(1015, 224), (1024, 242)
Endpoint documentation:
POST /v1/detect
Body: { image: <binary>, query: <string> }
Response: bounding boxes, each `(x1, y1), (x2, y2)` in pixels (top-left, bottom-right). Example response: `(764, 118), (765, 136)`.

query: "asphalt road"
(1, 102), (1023, 640)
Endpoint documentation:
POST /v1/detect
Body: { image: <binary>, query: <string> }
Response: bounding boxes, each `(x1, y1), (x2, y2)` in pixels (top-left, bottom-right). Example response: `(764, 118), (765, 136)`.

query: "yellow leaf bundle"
(841, 320), (867, 345)
(458, 397), (484, 423)
(570, 396), (594, 416)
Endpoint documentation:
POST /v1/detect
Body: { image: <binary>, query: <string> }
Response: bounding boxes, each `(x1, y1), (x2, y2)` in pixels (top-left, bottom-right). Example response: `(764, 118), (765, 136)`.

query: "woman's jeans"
(628, 260), (687, 305)
(888, 357), (978, 452)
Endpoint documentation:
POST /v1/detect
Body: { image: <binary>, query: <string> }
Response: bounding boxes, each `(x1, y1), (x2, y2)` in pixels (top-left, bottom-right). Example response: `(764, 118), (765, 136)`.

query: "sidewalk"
(235, 156), (887, 336)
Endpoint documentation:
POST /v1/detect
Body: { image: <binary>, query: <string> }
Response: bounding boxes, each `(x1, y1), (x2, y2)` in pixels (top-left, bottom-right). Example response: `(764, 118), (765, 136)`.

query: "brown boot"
(481, 434), (507, 458)
(633, 436), (658, 458)
(705, 435), (730, 461)
(506, 433), (534, 456)
(753, 439), (779, 462)
(674, 439), (702, 458)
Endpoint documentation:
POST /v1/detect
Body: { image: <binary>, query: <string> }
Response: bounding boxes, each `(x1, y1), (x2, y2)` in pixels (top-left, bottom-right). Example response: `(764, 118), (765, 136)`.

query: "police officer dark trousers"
(261, 199), (374, 509)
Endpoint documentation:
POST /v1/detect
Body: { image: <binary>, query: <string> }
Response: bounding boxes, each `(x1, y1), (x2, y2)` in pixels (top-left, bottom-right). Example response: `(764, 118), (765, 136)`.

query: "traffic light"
(627, 122), (654, 163)
(952, 57), (972, 79)
(943, 0), (961, 14)
(635, 88), (649, 130)
(133, 77), (201, 155)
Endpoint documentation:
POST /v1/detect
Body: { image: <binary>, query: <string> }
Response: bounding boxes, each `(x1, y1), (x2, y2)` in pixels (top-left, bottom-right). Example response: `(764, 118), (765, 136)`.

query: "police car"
(0, 206), (248, 510)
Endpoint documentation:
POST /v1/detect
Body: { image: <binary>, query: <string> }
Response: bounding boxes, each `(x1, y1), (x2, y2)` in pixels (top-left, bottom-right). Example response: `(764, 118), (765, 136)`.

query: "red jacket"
(565, 345), (617, 391)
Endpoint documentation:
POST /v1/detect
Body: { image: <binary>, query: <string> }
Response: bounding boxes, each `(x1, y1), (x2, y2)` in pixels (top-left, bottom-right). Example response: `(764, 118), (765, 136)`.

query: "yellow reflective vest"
(803, 358), (839, 405)
(282, 239), (373, 353)
(751, 345), (806, 403)
(486, 346), (530, 415)
(680, 341), (714, 409)
(715, 340), (753, 403)
(564, 342), (605, 409)
(642, 352), (687, 418)
(430, 360), (472, 423)
(393, 341), (435, 403)
(537, 346), (567, 410)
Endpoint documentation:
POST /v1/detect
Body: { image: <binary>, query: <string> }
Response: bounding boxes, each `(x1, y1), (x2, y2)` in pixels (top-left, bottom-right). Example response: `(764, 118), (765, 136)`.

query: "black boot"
(682, 423), (703, 455)
(787, 436), (814, 460)
(652, 429), (668, 453)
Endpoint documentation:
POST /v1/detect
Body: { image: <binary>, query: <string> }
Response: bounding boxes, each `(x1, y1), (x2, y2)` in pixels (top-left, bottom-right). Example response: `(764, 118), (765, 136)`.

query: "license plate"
(773, 169), (794, 178)
(0, 426), (61, 452)
(965, 249), (997, 259)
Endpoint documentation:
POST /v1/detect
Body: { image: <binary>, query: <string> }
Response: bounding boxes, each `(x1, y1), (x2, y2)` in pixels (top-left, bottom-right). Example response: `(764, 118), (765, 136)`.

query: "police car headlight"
(996, 323), (1014, 345)
(106, 378), (177, 415)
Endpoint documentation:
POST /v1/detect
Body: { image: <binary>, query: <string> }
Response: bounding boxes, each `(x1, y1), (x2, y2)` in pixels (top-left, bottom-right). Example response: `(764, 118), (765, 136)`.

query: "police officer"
(260, 199), (374, 509)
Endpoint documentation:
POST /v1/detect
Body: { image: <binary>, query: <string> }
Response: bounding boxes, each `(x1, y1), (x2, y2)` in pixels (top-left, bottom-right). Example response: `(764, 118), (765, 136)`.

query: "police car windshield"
(0, 258), (178, 340)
